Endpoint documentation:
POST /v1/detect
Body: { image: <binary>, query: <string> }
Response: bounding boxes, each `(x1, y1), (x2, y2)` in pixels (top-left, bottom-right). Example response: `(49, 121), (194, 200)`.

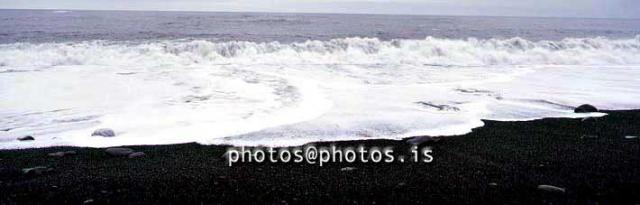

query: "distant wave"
(1, 36), (639, 68)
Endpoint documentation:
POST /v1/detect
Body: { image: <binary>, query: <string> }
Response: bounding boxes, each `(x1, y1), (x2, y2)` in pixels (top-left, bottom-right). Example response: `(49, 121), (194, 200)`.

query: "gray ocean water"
(2, 9), (640, 148)
(1, 9), (639, 43)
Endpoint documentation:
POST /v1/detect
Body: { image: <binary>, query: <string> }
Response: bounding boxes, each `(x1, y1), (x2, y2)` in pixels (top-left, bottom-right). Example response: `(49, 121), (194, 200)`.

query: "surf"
(1, 36), (639, 148)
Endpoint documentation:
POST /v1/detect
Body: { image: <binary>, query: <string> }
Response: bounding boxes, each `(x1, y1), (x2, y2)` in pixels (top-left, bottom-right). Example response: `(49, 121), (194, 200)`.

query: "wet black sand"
(1, 110), (640, 204)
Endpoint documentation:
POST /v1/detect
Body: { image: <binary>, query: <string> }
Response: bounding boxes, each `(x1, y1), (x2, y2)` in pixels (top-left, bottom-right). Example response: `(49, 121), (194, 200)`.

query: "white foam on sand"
(0, 36), (639, 148)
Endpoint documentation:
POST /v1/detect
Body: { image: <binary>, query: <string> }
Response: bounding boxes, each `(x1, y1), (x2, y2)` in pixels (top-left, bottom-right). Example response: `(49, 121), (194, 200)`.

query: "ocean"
(1, 9), (639, 148)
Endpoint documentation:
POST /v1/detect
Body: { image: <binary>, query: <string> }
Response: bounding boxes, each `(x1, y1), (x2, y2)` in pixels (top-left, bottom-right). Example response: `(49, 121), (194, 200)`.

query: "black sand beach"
(1, 110), (640, 204)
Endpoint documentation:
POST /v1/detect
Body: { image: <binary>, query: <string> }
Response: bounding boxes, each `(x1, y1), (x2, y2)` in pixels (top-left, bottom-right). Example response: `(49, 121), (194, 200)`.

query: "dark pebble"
(537, 185), (566, 193)
(17, 136), (35, 141)
(22, 166), (53, 176)
(574, 104), (598, 113)
(91, 128), (115, 137)
(406, 136), (439, 145)
(128, 152), (146, 158)
(48, 151), (77, 157)
(105, 147), (134, 157)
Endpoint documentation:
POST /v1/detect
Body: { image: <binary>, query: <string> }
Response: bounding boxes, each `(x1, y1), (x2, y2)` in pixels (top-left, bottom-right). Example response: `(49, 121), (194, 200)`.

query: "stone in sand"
(91, 128), (115, 137)
(105, 147), (134, 157)
(128, 152), (146, 158)
(406, 136), (439, 145)
(22, 166), (53, 176)
(574, 104), (598, 113)
(48, 152), (65, 157)
(48, 151), (77, 157)
(537, 185), (566, 193)
(17, 135), (34, 141)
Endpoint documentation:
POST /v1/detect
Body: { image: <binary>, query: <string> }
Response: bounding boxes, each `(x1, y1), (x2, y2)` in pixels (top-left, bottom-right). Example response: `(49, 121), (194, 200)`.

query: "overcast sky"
(1, 0), (639, 19)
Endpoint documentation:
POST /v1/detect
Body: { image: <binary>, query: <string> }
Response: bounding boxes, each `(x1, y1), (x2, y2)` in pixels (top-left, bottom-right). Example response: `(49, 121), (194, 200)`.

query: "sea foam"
(1, 36), (639, 148)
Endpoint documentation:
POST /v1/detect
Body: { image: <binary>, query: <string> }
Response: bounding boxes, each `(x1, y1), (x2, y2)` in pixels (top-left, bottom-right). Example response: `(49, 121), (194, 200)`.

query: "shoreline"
(0, 110), (612, 150)
(2, 109), (640, 204)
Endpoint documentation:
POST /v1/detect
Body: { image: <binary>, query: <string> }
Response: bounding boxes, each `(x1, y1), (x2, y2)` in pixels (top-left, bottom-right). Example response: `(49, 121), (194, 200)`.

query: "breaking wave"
(1, 36), (640, 68)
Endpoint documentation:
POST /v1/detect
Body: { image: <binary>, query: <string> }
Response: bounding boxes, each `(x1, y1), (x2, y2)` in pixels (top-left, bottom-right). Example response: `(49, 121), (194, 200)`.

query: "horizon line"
(1, 8), (638, 20)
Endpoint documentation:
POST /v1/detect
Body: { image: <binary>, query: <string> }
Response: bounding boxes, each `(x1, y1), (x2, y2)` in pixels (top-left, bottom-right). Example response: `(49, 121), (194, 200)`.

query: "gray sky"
(1, 0), (639, 18)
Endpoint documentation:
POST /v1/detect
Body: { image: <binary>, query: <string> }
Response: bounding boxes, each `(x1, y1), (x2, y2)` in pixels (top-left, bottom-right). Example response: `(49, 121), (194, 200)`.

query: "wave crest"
(1, 36), (639, 67)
